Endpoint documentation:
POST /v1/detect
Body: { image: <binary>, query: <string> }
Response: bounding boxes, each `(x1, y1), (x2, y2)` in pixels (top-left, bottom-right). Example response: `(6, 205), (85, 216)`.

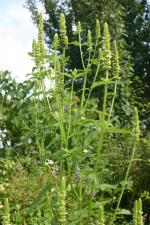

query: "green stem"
(54, 49), (66, 148)
(67, 78), (75, 148)
(108, 79), (118, 120)
(42, 74), (58, 120)
(79, 33), (85, 69)
(41, 79), (56, 120)
(79, 173), (83, 225)
(94, 70), (109, 167)
(80, 51), (91, 110)
(33, 78), (42, 154)
(95, 126), (105, 172)
(110, 140), (138, 225)
(62, 48), (66, 113)
(93, 38), (99, 59)
(103, 70), (109, 120)
(46, 192), (54, 219)
(82, 56), (101, 114)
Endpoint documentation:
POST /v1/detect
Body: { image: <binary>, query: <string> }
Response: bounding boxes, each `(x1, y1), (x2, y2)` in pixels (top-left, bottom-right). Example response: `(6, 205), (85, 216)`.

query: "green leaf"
(92, 80), (115, 88)
(97, 183), (116, 192)
(116, 209), (131, 215)
(105, 127), (131, 134)
(88, 58), (100, 65)
(69, 41), (80, 46)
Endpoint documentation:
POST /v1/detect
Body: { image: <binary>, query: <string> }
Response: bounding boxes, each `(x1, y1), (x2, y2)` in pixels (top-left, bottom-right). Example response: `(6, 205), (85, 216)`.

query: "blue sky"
(0, 0), (38, 82)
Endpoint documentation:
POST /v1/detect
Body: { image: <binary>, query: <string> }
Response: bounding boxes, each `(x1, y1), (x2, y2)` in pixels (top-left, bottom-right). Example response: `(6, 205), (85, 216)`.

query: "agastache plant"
(133, 199), (143, 225)
(103, 22), (111, 70)
(58, 177), (67, 225)
(60, 13), (68, 48)
(38, 13), (44, 55)
(26, 13), (141, 224)
(99, 205), (105, 225)
(3, 198), (11, 225)
(96, 19), (101, 39)
(108, 40), (119, 119)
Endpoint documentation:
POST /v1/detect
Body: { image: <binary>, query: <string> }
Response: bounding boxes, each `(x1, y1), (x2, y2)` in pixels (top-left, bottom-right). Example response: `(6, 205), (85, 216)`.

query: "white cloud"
(0, 2), (37, 82)
(0, 37), (33, 81)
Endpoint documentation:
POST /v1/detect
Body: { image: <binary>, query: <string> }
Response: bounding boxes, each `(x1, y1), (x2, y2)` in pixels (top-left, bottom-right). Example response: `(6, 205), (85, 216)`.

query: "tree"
(0, 71), (34, 157)
(120, 0), (150, 129)
(121, 0), (150, 94)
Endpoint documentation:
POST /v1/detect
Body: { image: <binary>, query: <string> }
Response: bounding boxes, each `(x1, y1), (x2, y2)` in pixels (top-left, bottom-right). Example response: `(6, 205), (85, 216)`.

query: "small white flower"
(83, 149), (88, 154)
(45, 159), (54, 166)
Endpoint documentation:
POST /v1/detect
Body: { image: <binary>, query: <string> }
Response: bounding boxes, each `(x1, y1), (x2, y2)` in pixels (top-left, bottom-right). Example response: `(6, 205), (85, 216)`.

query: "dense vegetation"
(0, 2), (150, 225)
(25, 0), (150, 129)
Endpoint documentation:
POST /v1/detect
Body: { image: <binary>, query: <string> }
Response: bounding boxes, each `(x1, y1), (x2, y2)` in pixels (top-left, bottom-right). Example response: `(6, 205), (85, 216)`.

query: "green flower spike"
(133, 199), (143, 225)
(3, 198), (11, 225)
(53, 33), (60, 49)
(59, 176), (67, 225)
(99, 205), (105, 225)
(87, 29), (92, 51)
(137, 198), (143, 225)
(103, 22), (111, 70)
(134, 107), (140, 142)
(133, 200), (138, 225)
(96, 19), (101, 39)
(112, 41), (119, 78)
(34, 40), (40, 66)
(60, 13), (68, 48)
(38, 13), (44, 54)
(77, 21), (82, 34)
(32, 39), (36, 57)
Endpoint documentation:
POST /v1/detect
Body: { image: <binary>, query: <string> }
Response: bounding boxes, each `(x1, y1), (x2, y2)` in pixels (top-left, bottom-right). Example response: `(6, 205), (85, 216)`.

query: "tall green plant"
(2, 199), (11, 225)
(1, 13), (143, 225)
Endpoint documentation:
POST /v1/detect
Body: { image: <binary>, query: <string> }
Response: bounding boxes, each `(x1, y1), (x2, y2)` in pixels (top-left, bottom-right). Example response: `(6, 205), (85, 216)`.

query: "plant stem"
(79, 34), (85, 70)
(110, 140), (138, 225)
(108, 79), (118, 120)
(103, 70), (109, 120)
(42, 75), (57, 120)
(67, 77), (75, 148)
(80, 51), (91, 111)
(54, 49), (66, 148)
(82, 56), (101, 114)
(62, 48), (66, 113)
(93, 38), (99, 59)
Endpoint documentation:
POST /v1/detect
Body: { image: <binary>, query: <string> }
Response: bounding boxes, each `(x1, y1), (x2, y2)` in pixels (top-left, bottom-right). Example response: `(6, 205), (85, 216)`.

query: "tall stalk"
(77, 21), (85, 70)
(82, 49), (102, 114)
(108, 41), (119, 120)
(110, 108), (140, 225)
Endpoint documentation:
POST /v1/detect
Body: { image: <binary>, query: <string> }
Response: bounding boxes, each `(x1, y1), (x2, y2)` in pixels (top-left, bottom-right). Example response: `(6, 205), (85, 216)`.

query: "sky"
(0, 0), (39, 82)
